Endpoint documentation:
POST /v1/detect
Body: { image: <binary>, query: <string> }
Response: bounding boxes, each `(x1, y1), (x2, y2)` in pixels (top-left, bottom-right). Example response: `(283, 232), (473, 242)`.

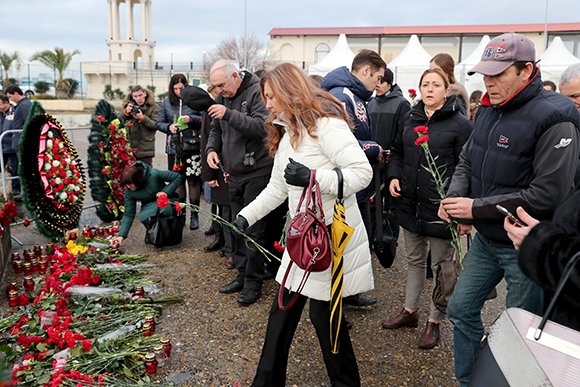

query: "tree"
(208, 34), (268, 71)
(34, 81), (50, 94)
(0, 51), (21, 89)
(30, 47), (80, 98)
(64, 78), (79, 98)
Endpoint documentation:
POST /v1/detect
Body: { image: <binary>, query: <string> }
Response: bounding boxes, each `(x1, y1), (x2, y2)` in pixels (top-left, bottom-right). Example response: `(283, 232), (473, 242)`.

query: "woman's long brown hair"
(260, 63), (349, 155)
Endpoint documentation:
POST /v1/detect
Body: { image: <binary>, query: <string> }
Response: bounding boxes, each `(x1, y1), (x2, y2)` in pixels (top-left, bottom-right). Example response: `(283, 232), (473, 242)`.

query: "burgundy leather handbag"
(278, 169), (331, 310)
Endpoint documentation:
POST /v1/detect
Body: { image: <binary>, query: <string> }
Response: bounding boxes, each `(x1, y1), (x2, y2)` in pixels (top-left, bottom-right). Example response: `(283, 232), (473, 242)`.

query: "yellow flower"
(66, 240), (88, 255)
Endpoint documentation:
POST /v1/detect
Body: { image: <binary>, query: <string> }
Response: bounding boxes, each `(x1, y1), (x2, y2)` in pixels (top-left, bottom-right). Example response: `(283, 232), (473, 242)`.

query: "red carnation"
(81, 339), (93, 352)
(273, 241), (285, 253)
(414, 136), (430, 146)
(413, 125), (429, 134)
(96, 115), (105, 123)
(408, 88), (417, 98)
(157, 193), (169, 209)
(23, 219), (31, 227)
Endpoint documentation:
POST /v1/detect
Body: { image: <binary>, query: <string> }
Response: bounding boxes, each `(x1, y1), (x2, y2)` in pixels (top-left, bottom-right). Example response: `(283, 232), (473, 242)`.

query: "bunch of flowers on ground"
(1, 235), (179, 385)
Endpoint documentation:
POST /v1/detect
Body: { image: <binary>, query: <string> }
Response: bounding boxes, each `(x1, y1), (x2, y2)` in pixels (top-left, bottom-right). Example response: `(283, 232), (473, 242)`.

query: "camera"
(130, 104), (142, 116)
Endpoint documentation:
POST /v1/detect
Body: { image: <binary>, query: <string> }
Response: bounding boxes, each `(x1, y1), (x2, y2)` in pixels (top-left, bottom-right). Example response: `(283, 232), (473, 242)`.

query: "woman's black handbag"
(144, 207), (185, 248)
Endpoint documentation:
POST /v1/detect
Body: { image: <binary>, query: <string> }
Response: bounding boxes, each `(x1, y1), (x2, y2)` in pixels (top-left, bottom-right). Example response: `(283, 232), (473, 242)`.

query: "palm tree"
(0, 51), (21, 89)
(30, 47), (80, 98)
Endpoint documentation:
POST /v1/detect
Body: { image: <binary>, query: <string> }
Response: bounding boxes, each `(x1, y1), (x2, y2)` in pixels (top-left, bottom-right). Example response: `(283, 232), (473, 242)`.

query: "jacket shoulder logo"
(554, 138), (572, 149)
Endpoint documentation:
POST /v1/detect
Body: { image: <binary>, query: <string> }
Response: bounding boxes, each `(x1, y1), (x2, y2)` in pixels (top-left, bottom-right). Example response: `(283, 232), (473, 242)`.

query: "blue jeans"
(447, 232), (543, 387)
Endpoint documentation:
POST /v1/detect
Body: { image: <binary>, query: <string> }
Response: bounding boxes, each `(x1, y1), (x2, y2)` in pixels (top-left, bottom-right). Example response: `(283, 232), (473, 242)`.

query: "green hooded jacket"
(118, 161), (182, 238)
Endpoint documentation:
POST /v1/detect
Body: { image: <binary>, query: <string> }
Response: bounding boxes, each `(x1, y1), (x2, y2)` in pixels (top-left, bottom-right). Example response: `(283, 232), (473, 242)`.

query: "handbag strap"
(278, 260), (314, 310)
(295, 169), (316, 214)
(534, 250), (580, 340)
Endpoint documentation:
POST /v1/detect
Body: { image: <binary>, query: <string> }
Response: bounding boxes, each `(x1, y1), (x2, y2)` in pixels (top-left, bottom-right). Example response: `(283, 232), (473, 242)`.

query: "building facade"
(268, 23), (580, 69)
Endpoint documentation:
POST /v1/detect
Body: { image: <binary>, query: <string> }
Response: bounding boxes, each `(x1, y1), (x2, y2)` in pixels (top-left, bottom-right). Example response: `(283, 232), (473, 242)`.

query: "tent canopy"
(388, 34), (432, 68)
(308, 34), (355, 76)
(539, 36), (580, 68)
(456, 35), (491, 95)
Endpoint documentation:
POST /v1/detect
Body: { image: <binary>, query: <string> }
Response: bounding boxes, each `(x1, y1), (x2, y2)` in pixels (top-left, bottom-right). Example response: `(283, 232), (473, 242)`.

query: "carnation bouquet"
(414, 125), (463, 264)
(88, 100), (137, 222)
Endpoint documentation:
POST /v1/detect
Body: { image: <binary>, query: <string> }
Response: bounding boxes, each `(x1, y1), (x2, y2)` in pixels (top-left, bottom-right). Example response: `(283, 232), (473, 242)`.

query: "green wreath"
(87, 100), (136, 222)
(19, 102), (86, 239)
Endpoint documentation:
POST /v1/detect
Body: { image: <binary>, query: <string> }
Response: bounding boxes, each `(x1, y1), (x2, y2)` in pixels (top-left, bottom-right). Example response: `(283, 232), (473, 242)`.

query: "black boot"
(204, 229), (225, 252)
(205, 203), (219, 235)
(190, 200), (200, 230)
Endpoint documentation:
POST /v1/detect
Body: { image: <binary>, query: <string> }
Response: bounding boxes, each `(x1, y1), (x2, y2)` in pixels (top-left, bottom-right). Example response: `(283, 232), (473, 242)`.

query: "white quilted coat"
(239, 117), (374, 301)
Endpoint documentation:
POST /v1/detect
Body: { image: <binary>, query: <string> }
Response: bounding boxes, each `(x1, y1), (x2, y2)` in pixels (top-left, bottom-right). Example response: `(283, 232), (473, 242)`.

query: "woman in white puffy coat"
(236, 63), (373, 387)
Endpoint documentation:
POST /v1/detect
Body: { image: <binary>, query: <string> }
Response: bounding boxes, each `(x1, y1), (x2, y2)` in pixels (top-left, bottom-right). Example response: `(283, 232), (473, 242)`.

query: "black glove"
(232, 215), (249, 233)
(284, 158), (310, 187)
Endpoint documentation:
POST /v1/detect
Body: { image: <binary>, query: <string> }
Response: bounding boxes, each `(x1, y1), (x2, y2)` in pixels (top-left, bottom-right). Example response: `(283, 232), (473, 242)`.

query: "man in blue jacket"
(438, 33), (580, 386)
(5, 85), (32, 198)
(321, 49), (385, 308)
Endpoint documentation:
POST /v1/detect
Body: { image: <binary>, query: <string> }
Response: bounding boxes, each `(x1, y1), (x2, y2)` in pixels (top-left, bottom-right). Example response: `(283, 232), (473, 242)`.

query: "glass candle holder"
(13, 259), (23, 273)
(160, 338), (172, 357)
(23, 276), (34, 292)
(144, 353), (157, 374)
(23, 262), (32, 276)
(8, 290), (18, 307)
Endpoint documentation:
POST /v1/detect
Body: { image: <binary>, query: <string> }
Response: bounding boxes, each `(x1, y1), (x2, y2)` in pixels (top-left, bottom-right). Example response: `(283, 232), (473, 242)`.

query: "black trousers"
(252, 288), (361, 387)
(229, 175), (270, 290)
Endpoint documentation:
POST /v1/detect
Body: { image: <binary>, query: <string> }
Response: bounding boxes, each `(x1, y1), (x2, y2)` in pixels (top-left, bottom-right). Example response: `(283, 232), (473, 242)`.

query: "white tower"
(107, 0), (155, 70)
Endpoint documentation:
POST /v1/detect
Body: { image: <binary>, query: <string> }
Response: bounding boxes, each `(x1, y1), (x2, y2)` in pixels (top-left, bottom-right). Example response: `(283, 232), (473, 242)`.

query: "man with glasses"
(206, 60), (271, 306)
(438, 33), (580, 386)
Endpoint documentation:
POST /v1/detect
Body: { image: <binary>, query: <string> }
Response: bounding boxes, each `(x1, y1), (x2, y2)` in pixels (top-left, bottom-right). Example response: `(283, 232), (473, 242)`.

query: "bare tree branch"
(208, 34), (268, 71)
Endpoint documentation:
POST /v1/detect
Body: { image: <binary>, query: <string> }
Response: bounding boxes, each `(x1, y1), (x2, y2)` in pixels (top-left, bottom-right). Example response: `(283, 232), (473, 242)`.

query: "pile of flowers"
(1, 235), (179, 385)
(0, 200), (17, 228)
(40, 130), (85, 210)
(97, 117), (137, 218)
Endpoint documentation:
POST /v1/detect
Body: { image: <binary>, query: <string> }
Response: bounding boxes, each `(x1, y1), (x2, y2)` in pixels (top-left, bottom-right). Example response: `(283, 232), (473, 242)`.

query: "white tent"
(308, 34), (355, 76)
(388, 35), (432, 102)
(539, 36), (580, 85)
(456, 35), (490, 96)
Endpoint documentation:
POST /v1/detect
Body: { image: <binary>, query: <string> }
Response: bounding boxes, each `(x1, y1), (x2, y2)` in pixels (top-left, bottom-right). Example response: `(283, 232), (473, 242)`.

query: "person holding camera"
(122, 85), (159, 166)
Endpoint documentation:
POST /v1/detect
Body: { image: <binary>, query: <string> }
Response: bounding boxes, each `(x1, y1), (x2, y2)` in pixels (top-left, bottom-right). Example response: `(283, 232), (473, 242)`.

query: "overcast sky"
(0, 0), (578, 67)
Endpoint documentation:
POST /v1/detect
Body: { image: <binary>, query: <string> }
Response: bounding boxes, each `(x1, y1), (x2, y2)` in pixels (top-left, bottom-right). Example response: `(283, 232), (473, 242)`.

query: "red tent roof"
(269, 23), (580, 36)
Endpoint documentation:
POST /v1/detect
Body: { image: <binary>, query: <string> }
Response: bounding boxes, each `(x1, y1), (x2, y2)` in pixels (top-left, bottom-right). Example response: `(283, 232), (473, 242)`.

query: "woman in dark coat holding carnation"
(382, 68), (473, 349)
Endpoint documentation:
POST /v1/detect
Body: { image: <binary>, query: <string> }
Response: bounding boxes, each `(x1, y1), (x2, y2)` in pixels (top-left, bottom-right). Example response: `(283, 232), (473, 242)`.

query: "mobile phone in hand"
(496, 204), (526, 227)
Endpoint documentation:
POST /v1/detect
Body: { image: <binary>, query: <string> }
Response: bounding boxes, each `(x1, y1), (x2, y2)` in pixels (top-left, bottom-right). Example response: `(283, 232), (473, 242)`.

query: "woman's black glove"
(284, 158), (310, 187)
(232, 215), (249, 233)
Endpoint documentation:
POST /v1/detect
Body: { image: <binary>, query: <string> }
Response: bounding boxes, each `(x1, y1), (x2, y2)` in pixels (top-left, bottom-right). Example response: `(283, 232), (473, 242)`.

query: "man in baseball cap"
(468, 32), (536, 76)
(439, 32), (580, 386)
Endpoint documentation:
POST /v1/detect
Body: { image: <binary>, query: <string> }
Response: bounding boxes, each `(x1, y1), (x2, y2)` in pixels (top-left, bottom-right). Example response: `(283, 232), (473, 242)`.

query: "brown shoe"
(381, 308), (419, 329)
(225, 256), (235, 269)
(418, 321), (440, 349)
